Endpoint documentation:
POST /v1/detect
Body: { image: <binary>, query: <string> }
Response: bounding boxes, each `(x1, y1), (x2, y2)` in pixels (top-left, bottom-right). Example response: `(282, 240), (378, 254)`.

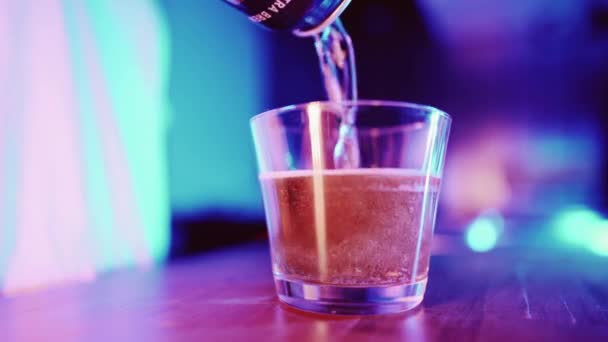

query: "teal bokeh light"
(553, 206), (603, 246)
(588, 226), (608, 257)
(552, 206), (608, 257)
(465, 211), (504, 253)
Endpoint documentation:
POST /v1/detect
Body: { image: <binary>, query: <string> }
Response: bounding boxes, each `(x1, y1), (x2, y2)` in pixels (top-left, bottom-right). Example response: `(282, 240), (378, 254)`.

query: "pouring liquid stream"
(314, 19), (359, 169)
(308, 19), (359, 281)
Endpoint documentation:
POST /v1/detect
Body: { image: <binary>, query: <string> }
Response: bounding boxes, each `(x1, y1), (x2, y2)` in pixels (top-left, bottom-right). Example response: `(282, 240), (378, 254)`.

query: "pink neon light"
(3, 1), (95, 295)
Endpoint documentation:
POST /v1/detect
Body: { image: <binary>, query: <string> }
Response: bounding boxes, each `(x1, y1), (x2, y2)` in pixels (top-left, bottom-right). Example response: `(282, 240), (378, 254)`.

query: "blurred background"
(168, 0), (608, 257)
(0, 0), (607, 293)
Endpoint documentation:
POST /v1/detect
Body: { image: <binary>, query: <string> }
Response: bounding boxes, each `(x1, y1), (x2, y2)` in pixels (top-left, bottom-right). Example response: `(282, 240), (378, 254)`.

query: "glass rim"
(250, 99), (452, 125)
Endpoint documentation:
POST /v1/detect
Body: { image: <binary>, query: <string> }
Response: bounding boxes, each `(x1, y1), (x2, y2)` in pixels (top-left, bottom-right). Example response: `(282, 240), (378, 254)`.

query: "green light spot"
(465, 212), (503, 253)
(587, 223), (608, 257)
(552, 206), (603, 246)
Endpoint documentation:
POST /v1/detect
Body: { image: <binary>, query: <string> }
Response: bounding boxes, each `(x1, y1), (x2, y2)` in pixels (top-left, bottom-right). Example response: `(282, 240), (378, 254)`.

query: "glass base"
(275, 277), (427, 315)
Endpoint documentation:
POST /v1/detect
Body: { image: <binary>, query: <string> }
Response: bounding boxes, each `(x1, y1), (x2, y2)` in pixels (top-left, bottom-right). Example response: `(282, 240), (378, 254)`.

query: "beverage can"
(223, 0), (351, 35)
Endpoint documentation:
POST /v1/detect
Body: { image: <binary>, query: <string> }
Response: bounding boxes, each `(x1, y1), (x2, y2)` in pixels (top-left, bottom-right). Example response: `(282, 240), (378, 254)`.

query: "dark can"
(222, 0), (351, 36)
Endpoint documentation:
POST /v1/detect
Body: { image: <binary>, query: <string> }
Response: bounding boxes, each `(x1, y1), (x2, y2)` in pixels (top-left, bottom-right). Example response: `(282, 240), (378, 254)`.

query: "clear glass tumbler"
(251, 101), (451, 315)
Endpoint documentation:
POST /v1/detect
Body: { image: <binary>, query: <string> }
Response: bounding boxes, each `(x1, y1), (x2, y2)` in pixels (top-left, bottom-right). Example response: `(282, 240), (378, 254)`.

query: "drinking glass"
(251, 100), (451, 314)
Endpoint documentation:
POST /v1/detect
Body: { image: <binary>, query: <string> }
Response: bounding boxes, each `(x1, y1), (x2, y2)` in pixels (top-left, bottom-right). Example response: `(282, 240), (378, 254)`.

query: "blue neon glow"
(162, 1), (267, 216)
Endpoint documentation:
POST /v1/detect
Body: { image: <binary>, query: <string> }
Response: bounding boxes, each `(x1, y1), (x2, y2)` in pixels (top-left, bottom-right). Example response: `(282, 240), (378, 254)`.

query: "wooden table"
(2, 242), (608, 341)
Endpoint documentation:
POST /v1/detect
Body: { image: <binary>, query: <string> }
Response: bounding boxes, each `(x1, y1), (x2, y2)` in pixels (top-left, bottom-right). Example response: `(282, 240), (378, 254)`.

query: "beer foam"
(259, 168), (440, 192)
(260, 168), (434, 179)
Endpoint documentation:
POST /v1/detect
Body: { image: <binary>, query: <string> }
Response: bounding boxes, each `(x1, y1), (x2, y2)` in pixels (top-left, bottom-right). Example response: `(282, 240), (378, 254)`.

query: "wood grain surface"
(2, 242), (608, 341)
